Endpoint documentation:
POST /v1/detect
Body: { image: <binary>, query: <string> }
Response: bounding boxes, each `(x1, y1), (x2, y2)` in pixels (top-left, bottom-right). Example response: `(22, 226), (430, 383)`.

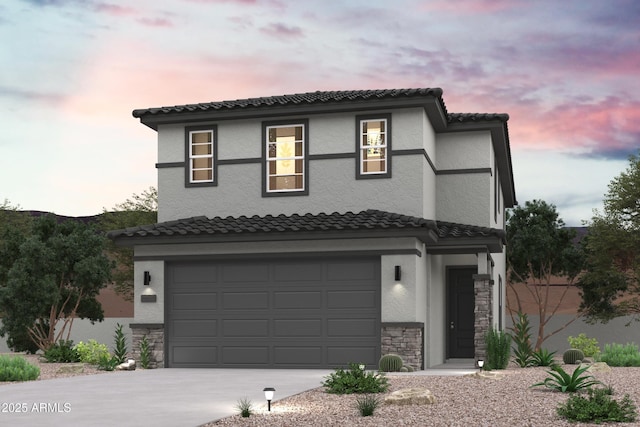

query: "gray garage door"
(166, 257), (381, 368)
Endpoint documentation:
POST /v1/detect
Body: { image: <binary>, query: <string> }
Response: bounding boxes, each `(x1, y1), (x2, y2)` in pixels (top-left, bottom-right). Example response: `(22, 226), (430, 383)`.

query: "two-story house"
(109, 88), (516, 369)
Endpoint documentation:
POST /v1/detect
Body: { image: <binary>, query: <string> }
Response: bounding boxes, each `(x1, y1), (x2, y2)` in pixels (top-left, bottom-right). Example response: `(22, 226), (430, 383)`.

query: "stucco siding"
(436, 173), (491, 226)
(436, 131), (491, 170)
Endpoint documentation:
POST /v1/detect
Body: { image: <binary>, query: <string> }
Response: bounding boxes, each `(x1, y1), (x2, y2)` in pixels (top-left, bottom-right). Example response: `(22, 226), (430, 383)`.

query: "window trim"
(185, 125), (218, 187)
(355, 114), (392, 179)
(261, 119), (309, 197)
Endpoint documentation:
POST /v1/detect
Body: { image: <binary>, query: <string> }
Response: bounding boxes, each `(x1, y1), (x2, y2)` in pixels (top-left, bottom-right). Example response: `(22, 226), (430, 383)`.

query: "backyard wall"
(0, 318), (134, 354)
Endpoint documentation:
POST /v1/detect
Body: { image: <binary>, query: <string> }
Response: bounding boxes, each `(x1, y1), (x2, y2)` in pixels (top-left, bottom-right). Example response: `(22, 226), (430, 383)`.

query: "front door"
(447, 267), (475, 358)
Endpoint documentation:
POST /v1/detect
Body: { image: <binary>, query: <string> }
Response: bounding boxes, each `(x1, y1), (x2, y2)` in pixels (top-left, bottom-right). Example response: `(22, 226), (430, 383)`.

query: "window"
(185, 126), (217, 186)
(356, 114), (391, 179)
(263, 120), (308, 195)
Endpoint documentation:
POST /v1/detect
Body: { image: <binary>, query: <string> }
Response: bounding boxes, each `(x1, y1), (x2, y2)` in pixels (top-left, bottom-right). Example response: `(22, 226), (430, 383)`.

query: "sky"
(1, 0), (639, 226)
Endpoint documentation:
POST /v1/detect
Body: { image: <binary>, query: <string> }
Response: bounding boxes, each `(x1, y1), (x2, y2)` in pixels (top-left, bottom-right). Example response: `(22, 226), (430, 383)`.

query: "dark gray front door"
(166, 257), (381, 368)
(447, 267), (475, 358)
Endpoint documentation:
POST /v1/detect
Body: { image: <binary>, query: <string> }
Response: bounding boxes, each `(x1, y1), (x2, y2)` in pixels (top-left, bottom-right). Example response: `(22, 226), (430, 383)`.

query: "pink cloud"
(93, 2), (136, 16)
(137, 17), (173, 27)
(419, 0), (522, 14)
(259, 23), (304, 39)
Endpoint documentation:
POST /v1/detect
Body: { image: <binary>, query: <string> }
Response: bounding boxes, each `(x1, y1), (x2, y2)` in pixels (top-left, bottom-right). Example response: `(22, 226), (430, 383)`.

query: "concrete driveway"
(0, 368), (331, 427)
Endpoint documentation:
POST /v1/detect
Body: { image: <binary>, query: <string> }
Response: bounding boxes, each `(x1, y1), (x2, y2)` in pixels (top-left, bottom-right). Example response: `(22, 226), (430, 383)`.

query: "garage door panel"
(273, 263), (323, 281)
(327, 318), (377, 336)
(167, 258), (380, 368)
(172, 293), (217, 310)
(172, 320), (217, 337)
(222, 292), (268, 309)
(274, 347), (322, 364)
(173, 346), (217, 364)
(172, 264), (218, 284)
(223, 347), (269, 365)
(274, 319), (322, 336)
(221, 264), (269, 282)
(327, 290), (377, 309)
(274, 291), (321, 309)
(223, 319), (269, 337)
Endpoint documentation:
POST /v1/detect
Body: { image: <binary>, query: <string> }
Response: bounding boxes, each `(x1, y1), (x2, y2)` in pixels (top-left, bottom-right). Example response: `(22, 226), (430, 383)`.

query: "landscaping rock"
(464, 371), (505, 380)
(116, 359), (137, 371)
(56, 363), (84, 374)
(584, 362), (611, 373)
(384, 388), (436, 405)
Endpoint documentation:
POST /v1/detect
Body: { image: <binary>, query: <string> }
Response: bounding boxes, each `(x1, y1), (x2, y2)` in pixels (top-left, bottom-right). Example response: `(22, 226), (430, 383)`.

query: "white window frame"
(357, 115), (391, 178)
(188, 129), (214, 184)
(265, 123), (306, 193)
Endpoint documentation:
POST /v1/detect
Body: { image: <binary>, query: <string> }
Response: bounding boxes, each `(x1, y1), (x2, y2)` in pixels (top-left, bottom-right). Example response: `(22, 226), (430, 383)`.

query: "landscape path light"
(263, 387), (275, 411)
(477, 359), (484, 373)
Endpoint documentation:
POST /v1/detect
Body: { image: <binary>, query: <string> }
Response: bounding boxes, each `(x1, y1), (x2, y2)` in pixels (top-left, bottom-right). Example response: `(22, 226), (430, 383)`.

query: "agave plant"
(532, 365), (602, 393)
(531, 348), (557, 367)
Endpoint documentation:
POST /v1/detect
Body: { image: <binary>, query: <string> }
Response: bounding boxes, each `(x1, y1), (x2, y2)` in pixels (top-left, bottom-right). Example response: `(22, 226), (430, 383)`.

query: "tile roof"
(132, 88), (446, 118)
(107, 209), (504, 243)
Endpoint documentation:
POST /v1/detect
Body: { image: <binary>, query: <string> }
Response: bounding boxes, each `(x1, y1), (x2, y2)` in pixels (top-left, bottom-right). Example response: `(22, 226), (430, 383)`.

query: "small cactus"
(563, 348), (585, 365)
(379, 354), (403, 372)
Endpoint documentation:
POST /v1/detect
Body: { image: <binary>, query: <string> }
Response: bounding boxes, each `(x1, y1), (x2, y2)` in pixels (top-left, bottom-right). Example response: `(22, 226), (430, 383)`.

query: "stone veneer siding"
(381, 322), (424, 370)
(473, 274), (493, 363)
(130, 323), (164, 369)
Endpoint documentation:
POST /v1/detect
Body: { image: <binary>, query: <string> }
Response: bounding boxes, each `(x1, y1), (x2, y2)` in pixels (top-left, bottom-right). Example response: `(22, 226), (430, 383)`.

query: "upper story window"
(186, 126), (217, 186)
(263, 120), (309, 196)
(356, 114), (391, 179)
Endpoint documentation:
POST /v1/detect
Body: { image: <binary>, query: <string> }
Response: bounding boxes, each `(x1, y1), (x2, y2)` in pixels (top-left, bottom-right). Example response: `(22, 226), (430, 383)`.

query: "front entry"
(447, 267), (475, 358)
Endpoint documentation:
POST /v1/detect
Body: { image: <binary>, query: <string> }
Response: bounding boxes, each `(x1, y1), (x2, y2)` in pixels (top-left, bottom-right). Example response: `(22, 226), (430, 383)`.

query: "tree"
(506, 200), (584, 350)
(579, 152), (640, 322)
(99, 187), (158, 301)
(0, 199), (32, 243)
(0, 216), (112, 351)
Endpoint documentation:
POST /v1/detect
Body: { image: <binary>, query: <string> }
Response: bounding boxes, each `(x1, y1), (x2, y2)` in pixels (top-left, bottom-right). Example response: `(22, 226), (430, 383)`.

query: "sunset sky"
(1, 0), (639, 226)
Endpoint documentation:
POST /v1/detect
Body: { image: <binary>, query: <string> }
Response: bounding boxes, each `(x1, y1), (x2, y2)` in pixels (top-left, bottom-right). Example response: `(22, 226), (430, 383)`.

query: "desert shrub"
(378, 354), (403, 372)
(484, 327), (511, 370)
(567, 333), (600, 357)
(563, 348), (585, 365)
(97, 353), (119, 371)
(597, 343), (640, 367)
(75, 339), (111, 365)
(322, 363), (388, 394)
(139, 335), (151, 369)
(557, 388), (637, 423)
(43, 340), (80, 363)
(511, 312), (535, 367)
(236, 398), (253, 418)
(531, 348), (557, 367)
(0, 355), (40, 381)
(355, 394), (381, 417)
(532, 365), (602, 393)
(113, 323), (128, 364)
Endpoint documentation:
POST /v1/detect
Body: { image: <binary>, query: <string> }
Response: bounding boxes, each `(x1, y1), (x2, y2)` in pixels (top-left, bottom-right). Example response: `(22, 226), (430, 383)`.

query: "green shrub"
(557, 388), (637, 423)
(531, 348), (557, 367)
(597, 343), (640, 367)
(0, 355), (40, 381)
(74, 339), (111, 365)
(563, 348), (585, 365)
(532, 365), (602, 393)
(378, 354), (403, 372)
(355, 394), (381, 417)
(322, 363), (388, 394)
(511, 312), (535, 367)
(236, 398), (253, 418)
(43, 340), (81, 363)
(97, 353), (119, 371)
(113, 323), (128, 364)
(567, 333), (600, 357)
(139, 335), (151, 369)
(485, 327), (511, 370)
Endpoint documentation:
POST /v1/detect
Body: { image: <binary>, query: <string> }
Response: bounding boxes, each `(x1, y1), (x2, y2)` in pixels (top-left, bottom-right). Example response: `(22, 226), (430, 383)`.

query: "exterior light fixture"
(263, 387), (275, 411)
(477, 359), (484, 372)
(144, 271), (151, 286)
(394, 265), (401, 281)
(359, 364), (366, 371)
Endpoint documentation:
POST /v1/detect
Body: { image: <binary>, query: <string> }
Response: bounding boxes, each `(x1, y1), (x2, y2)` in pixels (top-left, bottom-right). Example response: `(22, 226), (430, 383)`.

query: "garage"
(166, 257), (381, 368)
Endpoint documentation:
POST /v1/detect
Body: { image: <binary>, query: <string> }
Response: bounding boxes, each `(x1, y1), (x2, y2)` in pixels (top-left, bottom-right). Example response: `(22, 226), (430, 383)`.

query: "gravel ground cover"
(0, 353), (109, 384)
(3, 355), (640, 426)
(205, 366), (640, 427)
